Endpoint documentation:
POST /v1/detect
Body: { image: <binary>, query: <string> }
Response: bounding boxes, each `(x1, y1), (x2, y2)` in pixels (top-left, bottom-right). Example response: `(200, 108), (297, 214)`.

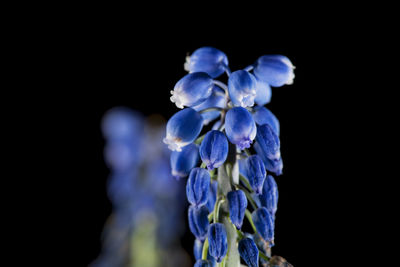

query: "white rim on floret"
(170, 90), (186, 109)
(281, 58), (295, 85)
(184, 56), (191, 72)
(163, 135), (187, 152)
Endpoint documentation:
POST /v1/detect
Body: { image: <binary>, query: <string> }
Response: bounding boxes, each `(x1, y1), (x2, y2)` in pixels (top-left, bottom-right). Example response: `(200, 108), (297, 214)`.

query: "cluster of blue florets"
(164, 47), (294, 267)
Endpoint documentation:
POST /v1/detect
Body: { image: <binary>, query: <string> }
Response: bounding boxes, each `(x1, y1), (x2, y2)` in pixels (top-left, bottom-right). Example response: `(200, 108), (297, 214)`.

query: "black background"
(27, 11), (377, 267)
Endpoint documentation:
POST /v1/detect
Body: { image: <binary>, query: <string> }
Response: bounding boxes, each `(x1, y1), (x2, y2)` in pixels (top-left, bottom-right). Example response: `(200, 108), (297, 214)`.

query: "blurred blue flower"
(170, 72), (214, 109)
(164, 108), (203, 151)
(225, 107), (257, 150)
(199, 130), (229, 170)
(253, 55), (295, 87)
(228, 70), (257, 107)
(170, 143), (200, 179)
(185, 47), (229, 78)
(101, 107), (143, 141)
(104, 140), (139, 172)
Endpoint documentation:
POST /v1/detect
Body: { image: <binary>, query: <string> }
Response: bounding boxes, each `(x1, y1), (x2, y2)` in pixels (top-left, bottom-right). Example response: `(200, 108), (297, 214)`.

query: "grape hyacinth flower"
(185, 47), (229, 78)
(188, 205), (210, 241)
(244, 155), (267, 194)
(170, 72), (214, 109)
(199, 130), (229, 170)
(254, 77), (272, 106)
(165, 47), (294, 266)
(238, 238), (259, 267)
(186, 167), (211, 207)
(208, 223), (228, 263)
(252, 207), (275, 243)
(163, 108), (203, 151)
(259, 175), (279, 218)
(254, 124), (281, 161)
(225, 107), (257, 150)
(206, 180), (218, 213)
(227, 190), (247, 229)
(253, 55), (295, 87)
(170, 143), (199, 179)
(264, 157), (284, 176)
(228, 70), (257, 107)
(253, 106), (280, 136)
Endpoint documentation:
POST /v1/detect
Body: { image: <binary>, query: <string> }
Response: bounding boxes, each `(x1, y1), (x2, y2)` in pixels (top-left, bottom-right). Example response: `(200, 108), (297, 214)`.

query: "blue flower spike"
(186, 167), (211, 207)
(227, 190), (247, 229)
(245, 155), (267, 194)
(252, 207), (275, 243)
(170, 143), (199, 180)
(253, 55), (295, 87)
(238, 238), (259, 267)
(225, 107), (257, 150)
(163, 48), (293, 265)
(185, 47), (229, 78)
(254, 124), (281, 161)
(163, 108), (203, 151)
(208, 223), (228, 263)
(228, 70), (257, 107)
(252, 106), (280, 136)
(188, 205), (210, 241)
(259, 175), (279, 219)
(170, 72), (214, 109)
(199, 130), (229, 170)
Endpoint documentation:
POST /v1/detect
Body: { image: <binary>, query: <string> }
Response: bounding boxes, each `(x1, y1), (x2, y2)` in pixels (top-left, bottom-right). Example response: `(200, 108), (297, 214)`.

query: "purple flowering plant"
(164, 47), (295, 267)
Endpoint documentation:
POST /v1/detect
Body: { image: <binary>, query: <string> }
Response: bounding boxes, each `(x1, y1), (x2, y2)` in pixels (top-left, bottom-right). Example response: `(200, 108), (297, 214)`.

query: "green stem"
(202, 238), (209, 260)
(208, 212), (213, 222)
(214, 198), (225, 223)
(194, 134), (206, 145)
(237, 184), (258, 210)
(258, 251), (270, 261)
(245, 209), (257, 234)
(199, 107), (224, 114)
(200, 162), (207, 168)
(236, 229), (244, 240)
(239, 174), (252, 192)
(259, 251), (270, 261)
